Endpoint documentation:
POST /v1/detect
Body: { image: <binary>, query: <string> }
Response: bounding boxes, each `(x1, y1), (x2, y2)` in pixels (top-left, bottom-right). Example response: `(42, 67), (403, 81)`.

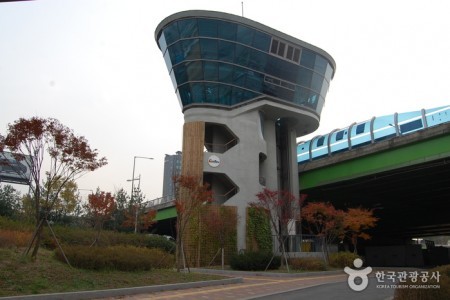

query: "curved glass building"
(155, 10), (336, 251)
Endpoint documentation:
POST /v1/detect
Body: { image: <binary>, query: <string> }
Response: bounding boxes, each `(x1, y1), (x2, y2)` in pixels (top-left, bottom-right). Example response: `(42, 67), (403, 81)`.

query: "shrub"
(0, 230), (32, 248)
(394, 264), (450, 300)
(230, 251), (280, 271)
(328, 252), (360, 269)
(289, 257), (327, 271)
(54, 245), (175, 271)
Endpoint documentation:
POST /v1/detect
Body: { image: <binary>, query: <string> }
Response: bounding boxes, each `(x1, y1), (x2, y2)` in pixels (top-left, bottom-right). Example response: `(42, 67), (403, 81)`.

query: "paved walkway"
(102, 270), (348, 300)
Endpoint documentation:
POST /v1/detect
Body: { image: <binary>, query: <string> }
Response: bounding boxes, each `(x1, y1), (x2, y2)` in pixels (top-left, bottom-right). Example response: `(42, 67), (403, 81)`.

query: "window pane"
(286, 46), (294, 60)
(252, 31), (270, 51)
(218, 40), (235, 62)
(182, 39), (201, 60)
(314, 55), (328, 75)
(200, 38), (218, 60)
(248, 48), (266, 71)
(356, 124), (365, 134)
(297, 67), (313, 87)
(233, 66), (246, 87)
(205, 83), (218, 103)
(163, 22), (180, 45)
(245, 70), (263, 92)
(236, 25), (253, 45)
(198, 19), (218, 37)
(191, 83), (204, 101)
(317, 136), (325, 147)
(178, 19), (198, 38)
(218, 84), (232, 105)
(178, 84), (192, 106)
(311, 72), (324, 93)
(293, 48), (301, 62)
(270, 39), (278, 54)
(204, 61), (218, 81)
(300, 48), (315, 69)
(277, 42), (285, 56)
(169, 42), (185, 65)
(173, 63), (187, 84)
(219, 63), (233, 83)
(234, 44), (251, 66)
(218, 20), (236, 40)
(186, 61), (203, 81)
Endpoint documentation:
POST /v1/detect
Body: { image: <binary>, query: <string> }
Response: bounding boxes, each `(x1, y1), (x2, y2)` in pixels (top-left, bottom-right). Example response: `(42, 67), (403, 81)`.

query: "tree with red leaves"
(0, 117), (107, 258)
(173, 175), (213, 272)
(253, 188), (299, 271)
(84, 190), (116, 246)
(343, 207), (378, 254)
(301, 201), (345, 263)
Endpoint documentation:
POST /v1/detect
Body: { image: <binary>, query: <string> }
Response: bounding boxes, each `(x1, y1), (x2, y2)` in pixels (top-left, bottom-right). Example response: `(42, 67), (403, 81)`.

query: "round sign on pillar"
(208, 155), (221, 168)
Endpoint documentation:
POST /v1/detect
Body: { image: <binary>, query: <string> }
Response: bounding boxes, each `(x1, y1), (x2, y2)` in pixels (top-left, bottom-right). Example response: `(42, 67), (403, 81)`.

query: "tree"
(0, 117), (107, 258)
(42, 178), (79, 224)
(252, 188), (299, 271)
(110, 188), (129, 231)
(343, 207), (378, 253)
(203, 205), (238, 269)
(0, 184), (21, 218)
(122, 187), (157, 233)
(173, 175), (213, 272)
(301, 201), (345, 263)
(84, 189), (116, 246)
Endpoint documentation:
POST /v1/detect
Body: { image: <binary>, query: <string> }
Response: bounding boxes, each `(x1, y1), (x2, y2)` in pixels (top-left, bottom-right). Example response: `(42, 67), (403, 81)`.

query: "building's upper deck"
(155, 10), (336, 118)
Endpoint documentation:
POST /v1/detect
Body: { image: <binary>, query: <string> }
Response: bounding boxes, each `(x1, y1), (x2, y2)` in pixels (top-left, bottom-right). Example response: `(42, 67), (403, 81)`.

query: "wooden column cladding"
(181, 121), (205, 182)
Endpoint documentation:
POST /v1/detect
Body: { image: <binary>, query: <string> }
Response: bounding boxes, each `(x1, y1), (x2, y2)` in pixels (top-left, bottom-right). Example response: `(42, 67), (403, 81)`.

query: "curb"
(0, 277), (243, 300)
(191, 268), (345, 278)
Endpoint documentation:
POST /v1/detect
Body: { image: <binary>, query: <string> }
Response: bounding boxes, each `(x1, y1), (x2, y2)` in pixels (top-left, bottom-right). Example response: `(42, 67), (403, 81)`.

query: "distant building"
(162, 151), (182, 198)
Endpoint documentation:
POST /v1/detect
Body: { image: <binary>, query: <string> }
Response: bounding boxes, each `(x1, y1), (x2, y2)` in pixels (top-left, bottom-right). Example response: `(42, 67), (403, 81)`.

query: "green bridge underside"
(299, 133), (450, 190)
(155, 206), (176, 221)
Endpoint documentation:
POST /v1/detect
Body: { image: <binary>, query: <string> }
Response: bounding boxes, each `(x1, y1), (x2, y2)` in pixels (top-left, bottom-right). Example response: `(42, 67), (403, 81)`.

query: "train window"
(400, 119), (423, 133)
(356, 123), (365, 134)
(317, 136), (325, 146)
(336, 130), (344, 141)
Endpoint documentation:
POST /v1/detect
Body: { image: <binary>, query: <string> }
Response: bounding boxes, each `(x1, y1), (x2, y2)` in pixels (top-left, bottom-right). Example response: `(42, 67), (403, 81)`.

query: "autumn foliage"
(301, 200), (378, 255)
(84, 191), (116, 246)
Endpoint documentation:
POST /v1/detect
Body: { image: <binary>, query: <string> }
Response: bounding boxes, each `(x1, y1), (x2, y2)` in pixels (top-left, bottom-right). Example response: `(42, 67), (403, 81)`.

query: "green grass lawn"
(0, 247), (227, 297)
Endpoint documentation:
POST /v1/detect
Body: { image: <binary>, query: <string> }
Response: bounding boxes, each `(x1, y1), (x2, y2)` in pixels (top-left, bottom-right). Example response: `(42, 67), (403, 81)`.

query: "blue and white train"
(297, 105), (450, 164)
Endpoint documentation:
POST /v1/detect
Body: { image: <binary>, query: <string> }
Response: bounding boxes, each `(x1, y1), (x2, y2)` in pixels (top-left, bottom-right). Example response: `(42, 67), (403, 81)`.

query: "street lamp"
(130, 156), (153, 233)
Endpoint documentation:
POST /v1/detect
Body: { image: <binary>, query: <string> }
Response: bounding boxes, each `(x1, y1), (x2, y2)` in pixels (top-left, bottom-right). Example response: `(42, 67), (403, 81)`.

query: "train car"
(297, 105), (450, 164)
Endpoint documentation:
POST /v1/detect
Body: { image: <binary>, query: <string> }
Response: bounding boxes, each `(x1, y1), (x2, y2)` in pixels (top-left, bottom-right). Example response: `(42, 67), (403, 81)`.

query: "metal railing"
(272, 234), (325, 253)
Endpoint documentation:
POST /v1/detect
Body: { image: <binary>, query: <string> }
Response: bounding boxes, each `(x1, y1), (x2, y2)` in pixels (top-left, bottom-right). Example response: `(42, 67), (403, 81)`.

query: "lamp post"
(130, 156), (153, 233)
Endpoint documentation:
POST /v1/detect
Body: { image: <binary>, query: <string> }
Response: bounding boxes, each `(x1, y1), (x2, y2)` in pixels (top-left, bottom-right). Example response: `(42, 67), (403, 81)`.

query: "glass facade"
(157, 15), (335, 113)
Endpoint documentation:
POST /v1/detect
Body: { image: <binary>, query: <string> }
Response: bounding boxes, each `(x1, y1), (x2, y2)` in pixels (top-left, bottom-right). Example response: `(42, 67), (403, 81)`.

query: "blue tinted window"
(204, 61), (218, 81)
(158, 35), (167, 53)
(233, 67), (246, 87)
(169, 42), (184, 65)
(178, 19), (198, 38)
(218, 40), (235, 62)
(191, 83), (205, 100)
(248, 49), (266, 71)
(236, 25), (253, 45)
(181, 39), (201, 60)
(311, 73), (324, 93)
(294, 87), (309, 105)
(317, 136), (325, 147)
(173, 64), (187, 84)
(400, 119), (423, 133)
(300, 48), (315, 69)
(298, 68), (313, 87)
(205, 83), (218, 103)
(200, 39), (218, 60)
(245, 71), (263, 91)
(198, 19), (217, 37)
(178, 84), (192, 106)
(218, 20), (236, 40)
(356, 123), (365, 134)
(235, 44), (251, 66)
(219, 63), (233, 83)
(219, 84), (232, 105)
(252, 31), (271, 51)
(314, 55), (328, 75)
(336, 130), (345, 141)
(163, 22), (180, 45)
(186, 61), (203, 80)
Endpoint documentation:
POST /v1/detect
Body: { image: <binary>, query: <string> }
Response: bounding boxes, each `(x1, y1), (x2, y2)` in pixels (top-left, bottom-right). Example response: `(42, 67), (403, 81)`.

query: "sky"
(1, 0), (450, 201)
